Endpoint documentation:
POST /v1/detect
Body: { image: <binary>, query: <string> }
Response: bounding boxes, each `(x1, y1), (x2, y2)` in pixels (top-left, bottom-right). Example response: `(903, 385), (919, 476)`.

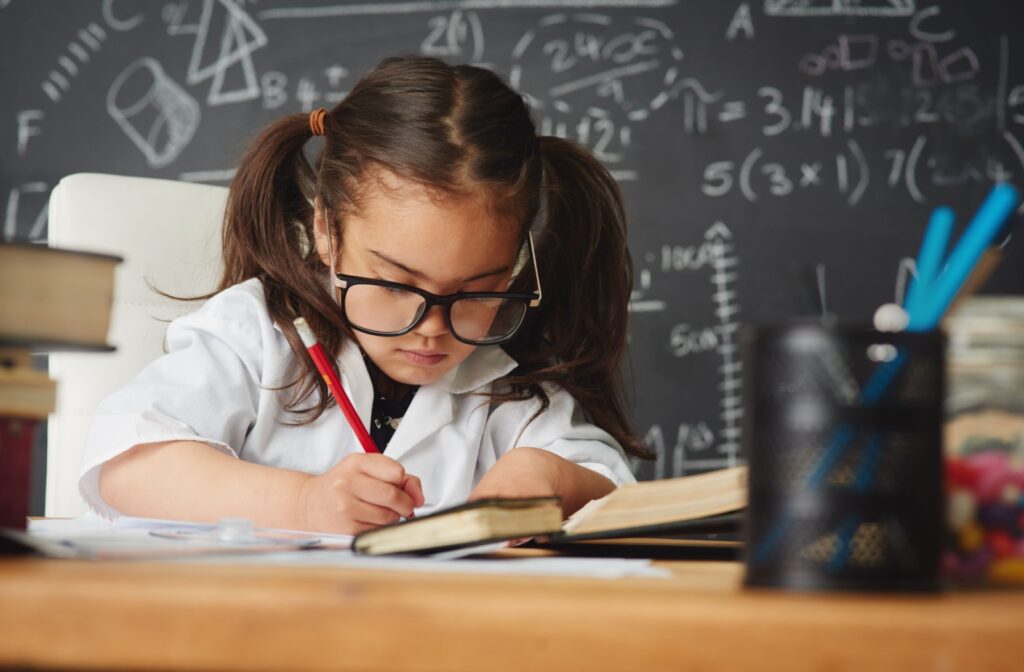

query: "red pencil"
(294, 317), (379, 454)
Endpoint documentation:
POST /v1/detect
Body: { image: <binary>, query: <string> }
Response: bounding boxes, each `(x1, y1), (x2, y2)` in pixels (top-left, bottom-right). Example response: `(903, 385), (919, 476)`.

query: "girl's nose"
(414, 304), (449, 338)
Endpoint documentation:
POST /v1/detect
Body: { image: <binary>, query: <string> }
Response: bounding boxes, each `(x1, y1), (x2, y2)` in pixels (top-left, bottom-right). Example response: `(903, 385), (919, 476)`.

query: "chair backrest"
(46, 173), (227, 516)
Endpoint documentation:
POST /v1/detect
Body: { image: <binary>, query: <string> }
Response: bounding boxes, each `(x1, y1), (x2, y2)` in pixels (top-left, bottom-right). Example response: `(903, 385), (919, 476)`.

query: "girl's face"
(322, 169), (520, 387)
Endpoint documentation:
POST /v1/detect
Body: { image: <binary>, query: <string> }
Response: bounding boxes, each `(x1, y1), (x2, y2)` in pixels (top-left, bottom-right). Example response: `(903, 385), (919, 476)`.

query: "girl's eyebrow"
(369, 249), (510, 284)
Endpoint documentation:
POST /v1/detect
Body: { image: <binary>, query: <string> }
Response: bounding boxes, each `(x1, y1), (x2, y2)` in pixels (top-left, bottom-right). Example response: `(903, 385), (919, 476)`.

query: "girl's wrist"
(293, 473), (316, 531)
(512, 447), (565, 495)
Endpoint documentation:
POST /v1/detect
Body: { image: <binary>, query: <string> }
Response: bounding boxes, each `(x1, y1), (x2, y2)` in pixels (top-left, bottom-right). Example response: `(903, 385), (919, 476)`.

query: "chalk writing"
(103, 0), (144, 32)
(701, 141), (870, 205)
(511, 13), (683, 132)
(40, 23), (109, 103)
(765, 0), (916, 18)
(422, 10), (485, 62)
(3, 183), (48, 242)
(642, 422), (718, 478)
(16, 111), (43, 156)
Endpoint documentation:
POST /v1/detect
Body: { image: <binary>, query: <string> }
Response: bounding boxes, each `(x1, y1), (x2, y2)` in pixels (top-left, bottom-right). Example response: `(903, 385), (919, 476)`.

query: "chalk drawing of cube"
(107, 58), (201, 168)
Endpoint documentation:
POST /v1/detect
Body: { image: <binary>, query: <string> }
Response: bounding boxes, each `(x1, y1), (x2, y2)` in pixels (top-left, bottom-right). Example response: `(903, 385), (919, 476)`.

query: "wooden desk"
(0, 556), (1020, 671)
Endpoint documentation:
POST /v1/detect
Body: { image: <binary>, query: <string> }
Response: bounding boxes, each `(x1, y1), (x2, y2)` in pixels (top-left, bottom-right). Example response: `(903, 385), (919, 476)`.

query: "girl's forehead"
(341, 170), (521, 284)
(354, 168), (508, 217)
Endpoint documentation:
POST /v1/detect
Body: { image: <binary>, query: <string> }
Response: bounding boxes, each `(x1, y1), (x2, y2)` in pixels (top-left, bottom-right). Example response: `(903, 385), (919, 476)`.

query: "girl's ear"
(312, 198), (334, 268)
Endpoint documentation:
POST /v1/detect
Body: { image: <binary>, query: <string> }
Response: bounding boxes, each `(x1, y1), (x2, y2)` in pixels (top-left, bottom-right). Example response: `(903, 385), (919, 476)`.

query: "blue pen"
(903, 207), (954, 316)
(908, 183), (1020, 331)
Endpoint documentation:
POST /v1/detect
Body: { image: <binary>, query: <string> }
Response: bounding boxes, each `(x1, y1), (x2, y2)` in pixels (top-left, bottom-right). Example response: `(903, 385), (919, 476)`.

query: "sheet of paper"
(30, 514), (351, 540)
(27, 515), (353, 559)
(25, 516), (669, 578)
(28, 512), (119, 535)
(174, 549), (670, 579)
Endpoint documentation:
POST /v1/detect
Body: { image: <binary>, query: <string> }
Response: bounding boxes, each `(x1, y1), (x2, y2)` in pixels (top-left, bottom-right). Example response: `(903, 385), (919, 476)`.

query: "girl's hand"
(297, 453), (424, 534)
(469, 447), (618, 517)
(469, 447), (564, 502)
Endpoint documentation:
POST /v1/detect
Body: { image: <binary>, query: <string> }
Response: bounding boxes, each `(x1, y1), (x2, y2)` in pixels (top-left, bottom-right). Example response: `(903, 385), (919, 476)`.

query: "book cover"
(352, 497), (563, 555)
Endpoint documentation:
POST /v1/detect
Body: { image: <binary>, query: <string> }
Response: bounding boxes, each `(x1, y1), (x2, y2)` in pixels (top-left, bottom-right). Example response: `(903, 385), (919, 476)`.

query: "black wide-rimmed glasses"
(333, 233), (542, 346)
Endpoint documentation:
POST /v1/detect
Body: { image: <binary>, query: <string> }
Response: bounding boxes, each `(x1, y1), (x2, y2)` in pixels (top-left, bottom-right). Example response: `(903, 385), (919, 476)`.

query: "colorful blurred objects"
(944, 451), (1024, 587)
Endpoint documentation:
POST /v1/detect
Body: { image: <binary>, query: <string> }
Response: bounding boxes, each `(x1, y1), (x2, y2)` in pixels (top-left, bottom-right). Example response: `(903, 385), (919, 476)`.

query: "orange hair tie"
(309, 108), (326, 136)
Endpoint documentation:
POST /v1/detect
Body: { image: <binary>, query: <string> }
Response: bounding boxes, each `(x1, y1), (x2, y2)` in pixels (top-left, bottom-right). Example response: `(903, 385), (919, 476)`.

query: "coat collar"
(336, 338), (518, 461)
(448, 344), (519, 394)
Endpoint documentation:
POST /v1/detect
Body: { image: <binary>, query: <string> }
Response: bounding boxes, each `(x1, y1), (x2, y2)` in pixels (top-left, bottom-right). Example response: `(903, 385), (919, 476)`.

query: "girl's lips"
(400, 349), (448, 366)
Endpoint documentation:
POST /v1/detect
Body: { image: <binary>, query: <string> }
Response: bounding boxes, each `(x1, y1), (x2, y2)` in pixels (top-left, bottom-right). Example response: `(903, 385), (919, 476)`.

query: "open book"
(352, 466), (747, 555)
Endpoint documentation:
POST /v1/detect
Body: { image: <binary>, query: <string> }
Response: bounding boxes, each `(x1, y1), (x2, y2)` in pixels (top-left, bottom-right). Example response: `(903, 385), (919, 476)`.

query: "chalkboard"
(4, 0), (1023, 483)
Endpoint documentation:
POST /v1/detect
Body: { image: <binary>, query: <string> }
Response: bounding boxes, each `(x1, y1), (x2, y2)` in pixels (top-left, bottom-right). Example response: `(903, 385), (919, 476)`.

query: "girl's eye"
(371, 277), (412, 296)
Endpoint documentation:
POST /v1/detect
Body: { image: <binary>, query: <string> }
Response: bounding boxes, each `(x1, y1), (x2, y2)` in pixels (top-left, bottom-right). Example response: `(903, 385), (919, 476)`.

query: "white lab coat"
(79, 278), (636, 519)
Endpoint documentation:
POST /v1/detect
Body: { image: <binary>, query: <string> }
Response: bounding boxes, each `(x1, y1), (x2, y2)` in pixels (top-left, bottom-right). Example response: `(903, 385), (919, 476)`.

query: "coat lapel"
(383, 369), (456, 461)
(383, 346), (518, 461)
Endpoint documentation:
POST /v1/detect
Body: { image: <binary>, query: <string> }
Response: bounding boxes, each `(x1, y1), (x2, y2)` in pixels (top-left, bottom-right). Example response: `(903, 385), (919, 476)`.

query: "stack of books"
(0, 243), (119, 529)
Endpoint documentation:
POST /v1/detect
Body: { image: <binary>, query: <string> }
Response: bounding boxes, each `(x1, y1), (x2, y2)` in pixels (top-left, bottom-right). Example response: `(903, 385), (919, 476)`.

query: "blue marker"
(908, 183), (1020, 331)
(903, 207), (954, 317)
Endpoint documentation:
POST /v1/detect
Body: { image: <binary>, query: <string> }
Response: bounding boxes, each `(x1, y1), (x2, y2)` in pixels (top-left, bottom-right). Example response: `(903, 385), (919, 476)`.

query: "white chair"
(46, 173), (227, 517)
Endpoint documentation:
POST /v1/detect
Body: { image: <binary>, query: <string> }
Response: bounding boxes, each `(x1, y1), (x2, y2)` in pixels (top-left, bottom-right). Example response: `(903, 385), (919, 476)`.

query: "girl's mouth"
(399, 349), (448, 366)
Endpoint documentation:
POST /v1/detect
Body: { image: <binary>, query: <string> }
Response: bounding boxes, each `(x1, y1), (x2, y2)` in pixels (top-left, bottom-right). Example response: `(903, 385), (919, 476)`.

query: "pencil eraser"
(874, 303), (909, 332)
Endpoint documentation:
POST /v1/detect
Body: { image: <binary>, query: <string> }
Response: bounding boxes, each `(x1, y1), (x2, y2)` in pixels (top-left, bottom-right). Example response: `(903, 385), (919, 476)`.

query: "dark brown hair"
(218, 55), (648, 458)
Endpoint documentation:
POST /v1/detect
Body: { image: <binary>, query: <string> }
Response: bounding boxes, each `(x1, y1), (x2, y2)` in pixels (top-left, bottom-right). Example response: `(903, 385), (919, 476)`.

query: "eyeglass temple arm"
(528, 232), (542, 308)
(322, 206), (349, 291)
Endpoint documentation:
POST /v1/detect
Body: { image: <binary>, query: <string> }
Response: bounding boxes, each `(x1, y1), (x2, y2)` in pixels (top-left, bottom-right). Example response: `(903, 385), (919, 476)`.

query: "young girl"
(82, 55), (647, 535)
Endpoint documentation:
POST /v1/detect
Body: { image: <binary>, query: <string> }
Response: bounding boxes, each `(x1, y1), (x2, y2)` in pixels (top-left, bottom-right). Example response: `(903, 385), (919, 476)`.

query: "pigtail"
(221, 114), (312, 287)
(219, 112), (350, 421)
(501, 136), (648, 458)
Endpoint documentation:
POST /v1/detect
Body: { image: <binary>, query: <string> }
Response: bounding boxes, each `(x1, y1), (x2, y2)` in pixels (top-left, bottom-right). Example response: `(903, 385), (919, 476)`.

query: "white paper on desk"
(28, 512), (118, 535)
(176, 549), (670, 579)
(26, 515), (354, 559)
(26, 515), (224, 558)
(26, 517), (669, 579)
(29, 517), (514, 560)
(30, 514), (352, 541)
(27, 516), (509, 561)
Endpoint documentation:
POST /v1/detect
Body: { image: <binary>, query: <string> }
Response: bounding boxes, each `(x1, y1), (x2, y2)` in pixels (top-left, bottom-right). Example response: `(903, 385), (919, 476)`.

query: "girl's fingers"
(347, 497), (403, 527)
(350, 475), (417, 517)
(401, 474), (425, 507)
(354, 454), (407, 485)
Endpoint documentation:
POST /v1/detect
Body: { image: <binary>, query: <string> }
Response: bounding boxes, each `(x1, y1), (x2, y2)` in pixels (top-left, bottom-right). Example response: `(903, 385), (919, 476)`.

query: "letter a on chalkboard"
(727, 4), (755, 41)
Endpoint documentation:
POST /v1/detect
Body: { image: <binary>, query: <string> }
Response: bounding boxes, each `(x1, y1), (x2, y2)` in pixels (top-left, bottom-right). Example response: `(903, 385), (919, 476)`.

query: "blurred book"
(0, 242), (119, 351)
(0, 351), (56, 420)
(0, 242), (120, 529)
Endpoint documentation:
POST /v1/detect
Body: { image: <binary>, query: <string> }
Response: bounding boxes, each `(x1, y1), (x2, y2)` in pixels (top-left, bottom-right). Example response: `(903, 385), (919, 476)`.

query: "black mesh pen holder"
(741, 322), (945, 592)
